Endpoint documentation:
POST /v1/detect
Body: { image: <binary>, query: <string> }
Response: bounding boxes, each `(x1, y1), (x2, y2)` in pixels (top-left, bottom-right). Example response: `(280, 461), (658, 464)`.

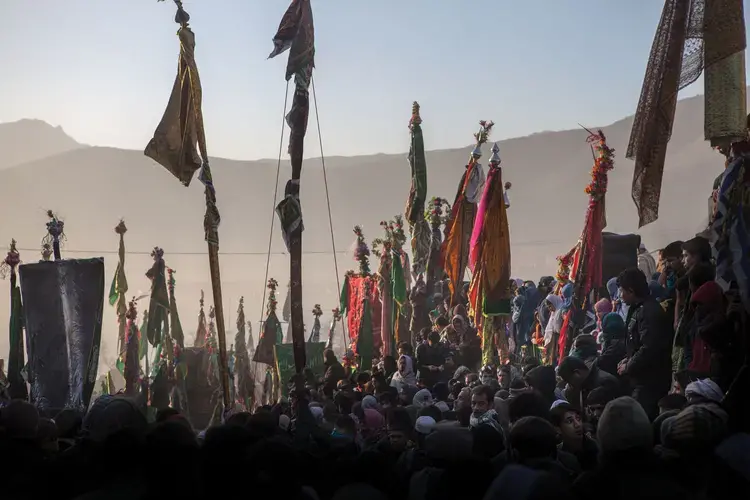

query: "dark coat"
(596, 338), (627, 377)
(322, 361), (346, 395)
(623, 297), (674, 391)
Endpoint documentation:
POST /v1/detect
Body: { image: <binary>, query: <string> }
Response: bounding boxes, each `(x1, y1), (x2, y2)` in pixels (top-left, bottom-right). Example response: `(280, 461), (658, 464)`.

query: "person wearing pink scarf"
(592, 298), (613, 343)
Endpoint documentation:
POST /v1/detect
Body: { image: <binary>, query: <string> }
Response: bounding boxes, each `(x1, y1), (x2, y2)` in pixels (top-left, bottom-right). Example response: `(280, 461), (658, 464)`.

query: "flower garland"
(266, 278), (279, 315)
(409, 101), (422, 129)
(312, 304), (323, 317)
(425, 197), (452, 227)
(583, 130), (615, 201)
(391, 215), (407, 251)
(474, 120), (495, 146)
(371, 220), (394, 258)
(352, 226), (371, 276)
(0, 239), (20, 279)
(555, 246), (577, 284)
(43, 210), (66, 249)
(372, 215), (408, 258)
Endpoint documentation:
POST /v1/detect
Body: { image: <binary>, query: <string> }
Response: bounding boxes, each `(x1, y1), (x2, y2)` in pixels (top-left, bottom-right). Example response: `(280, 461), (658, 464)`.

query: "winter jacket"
(623, 297), (674, 391)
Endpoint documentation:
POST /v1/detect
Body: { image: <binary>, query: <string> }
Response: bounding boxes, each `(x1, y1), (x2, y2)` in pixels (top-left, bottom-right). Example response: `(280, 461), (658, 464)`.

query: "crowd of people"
(1, 235), (748, 500)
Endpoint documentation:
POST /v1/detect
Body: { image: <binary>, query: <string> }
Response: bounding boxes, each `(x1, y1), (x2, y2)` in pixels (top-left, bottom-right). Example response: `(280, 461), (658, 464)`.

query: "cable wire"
(258, 80), (290, 325)
(312, 76), (349, 347)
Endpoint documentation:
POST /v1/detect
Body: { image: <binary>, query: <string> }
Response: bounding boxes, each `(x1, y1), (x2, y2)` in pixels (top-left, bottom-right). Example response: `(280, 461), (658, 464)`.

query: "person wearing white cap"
(414, 415), (436, 435)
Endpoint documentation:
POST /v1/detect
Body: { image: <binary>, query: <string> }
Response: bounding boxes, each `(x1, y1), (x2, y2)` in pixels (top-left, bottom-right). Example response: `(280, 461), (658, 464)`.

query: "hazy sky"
(0, 0), (740, 160)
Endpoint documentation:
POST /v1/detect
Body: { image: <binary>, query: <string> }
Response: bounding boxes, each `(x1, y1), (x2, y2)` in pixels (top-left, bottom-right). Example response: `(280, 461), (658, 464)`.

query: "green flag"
(392, 250), (407, 306)
(357, 300), (373, 372)
(139, 310), (149, 360)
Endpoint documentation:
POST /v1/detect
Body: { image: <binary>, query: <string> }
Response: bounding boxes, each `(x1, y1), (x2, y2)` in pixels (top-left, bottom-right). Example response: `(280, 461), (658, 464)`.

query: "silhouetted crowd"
(1, 237), (748, 500)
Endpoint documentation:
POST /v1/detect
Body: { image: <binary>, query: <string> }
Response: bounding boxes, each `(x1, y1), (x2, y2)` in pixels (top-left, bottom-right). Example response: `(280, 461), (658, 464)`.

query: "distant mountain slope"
(0, 91), (732, 369)
(0, 119), (86, 169)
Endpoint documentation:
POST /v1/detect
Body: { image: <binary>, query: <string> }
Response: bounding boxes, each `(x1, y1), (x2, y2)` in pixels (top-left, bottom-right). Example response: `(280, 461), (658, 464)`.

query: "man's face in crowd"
(559, 410), (583, 442)
(618, 286), (636, 305)
(586, 404), (605, 422)
(388, 428), (409, 452)
(498, 370), (511, 389)
(471, 392), (490, 417)
(662, 253), (683, 273)
(444, 355), (455, 370)
(566, 368), (589, 390)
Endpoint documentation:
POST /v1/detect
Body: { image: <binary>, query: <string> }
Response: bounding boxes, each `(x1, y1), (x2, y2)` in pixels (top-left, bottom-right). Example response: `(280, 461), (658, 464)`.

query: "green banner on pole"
(274, 342), (326, 397)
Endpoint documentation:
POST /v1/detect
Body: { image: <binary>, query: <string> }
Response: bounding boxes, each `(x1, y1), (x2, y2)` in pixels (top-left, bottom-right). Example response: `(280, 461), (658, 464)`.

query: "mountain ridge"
(0, 118), (86, 169)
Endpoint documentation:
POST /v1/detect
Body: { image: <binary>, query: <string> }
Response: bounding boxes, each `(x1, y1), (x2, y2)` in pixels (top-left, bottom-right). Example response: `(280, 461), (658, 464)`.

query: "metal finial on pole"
(43, 210), (65, 260)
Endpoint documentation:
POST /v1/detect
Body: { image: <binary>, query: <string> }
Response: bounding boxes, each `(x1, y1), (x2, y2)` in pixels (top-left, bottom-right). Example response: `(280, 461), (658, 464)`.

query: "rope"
(13, 248), (350, 257)
(15, 237), (590, 257)
(258, 80), (291, 325)
(252, 80), (290, 408)
(312, 76), (349, 348)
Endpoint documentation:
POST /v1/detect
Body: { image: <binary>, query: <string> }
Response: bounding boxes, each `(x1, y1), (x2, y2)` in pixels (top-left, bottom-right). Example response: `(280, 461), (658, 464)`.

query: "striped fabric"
(711, 153), (750, 312)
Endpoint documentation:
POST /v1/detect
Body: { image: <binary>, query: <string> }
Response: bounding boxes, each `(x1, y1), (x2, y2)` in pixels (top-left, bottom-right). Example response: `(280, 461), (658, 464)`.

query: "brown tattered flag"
(144, 26), (205, 187)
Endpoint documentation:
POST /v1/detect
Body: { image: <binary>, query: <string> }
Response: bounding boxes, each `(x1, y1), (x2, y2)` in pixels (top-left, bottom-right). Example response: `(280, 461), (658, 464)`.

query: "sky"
(0, 0), (741, 161)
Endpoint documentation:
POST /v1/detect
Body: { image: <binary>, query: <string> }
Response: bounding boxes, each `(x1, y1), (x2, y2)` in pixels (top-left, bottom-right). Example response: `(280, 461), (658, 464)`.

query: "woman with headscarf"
(361, 395), (381, 412)
(543, 285), (572, 366)
(596, 312), (628, 377)
(390, 355), (417, 393)
(606, 277), (629, 322)
(542, 294), (564, 365)
(590, 298), (613, 343)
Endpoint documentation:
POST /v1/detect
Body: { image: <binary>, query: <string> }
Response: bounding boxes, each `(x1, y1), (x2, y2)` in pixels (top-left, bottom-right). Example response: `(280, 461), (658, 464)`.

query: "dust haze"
(0, 91), (729, 372)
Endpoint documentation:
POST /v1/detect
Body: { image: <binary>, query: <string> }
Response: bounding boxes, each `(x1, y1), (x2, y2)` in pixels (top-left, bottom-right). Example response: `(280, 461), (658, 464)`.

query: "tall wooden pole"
(269, 0), (316, 376)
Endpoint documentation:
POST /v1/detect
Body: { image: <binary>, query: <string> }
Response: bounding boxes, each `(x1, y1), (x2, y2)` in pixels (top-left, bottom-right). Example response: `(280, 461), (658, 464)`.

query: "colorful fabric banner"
(340, 274), (381, 354)
(442, 121), (493, 306)
(468, 145), (512, 324)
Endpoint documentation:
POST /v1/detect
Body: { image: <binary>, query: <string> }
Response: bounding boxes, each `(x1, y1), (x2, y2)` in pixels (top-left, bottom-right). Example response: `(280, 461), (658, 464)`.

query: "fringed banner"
(253, 279), (284, 366)
(146, 247), (169, 347)
(442, 121), (493, 306)
(167, 268), (185, 349)
(340, 274), (381, 354)
(109, 221), (129, 364)
(468, 143), (512, 331)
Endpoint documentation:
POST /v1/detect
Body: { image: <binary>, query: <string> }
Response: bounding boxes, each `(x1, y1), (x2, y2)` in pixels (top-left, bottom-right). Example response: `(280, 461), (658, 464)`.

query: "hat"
(685, 379), (724, 405)
(413, 388), (434, 408)
(597, 396), (652, 454)
(415, 416), (437, 435)
(550, 399), (569, 410)
(278, 414), (291, 431)
(309, 406), (324, 422)
(661, 404), (728, 455)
